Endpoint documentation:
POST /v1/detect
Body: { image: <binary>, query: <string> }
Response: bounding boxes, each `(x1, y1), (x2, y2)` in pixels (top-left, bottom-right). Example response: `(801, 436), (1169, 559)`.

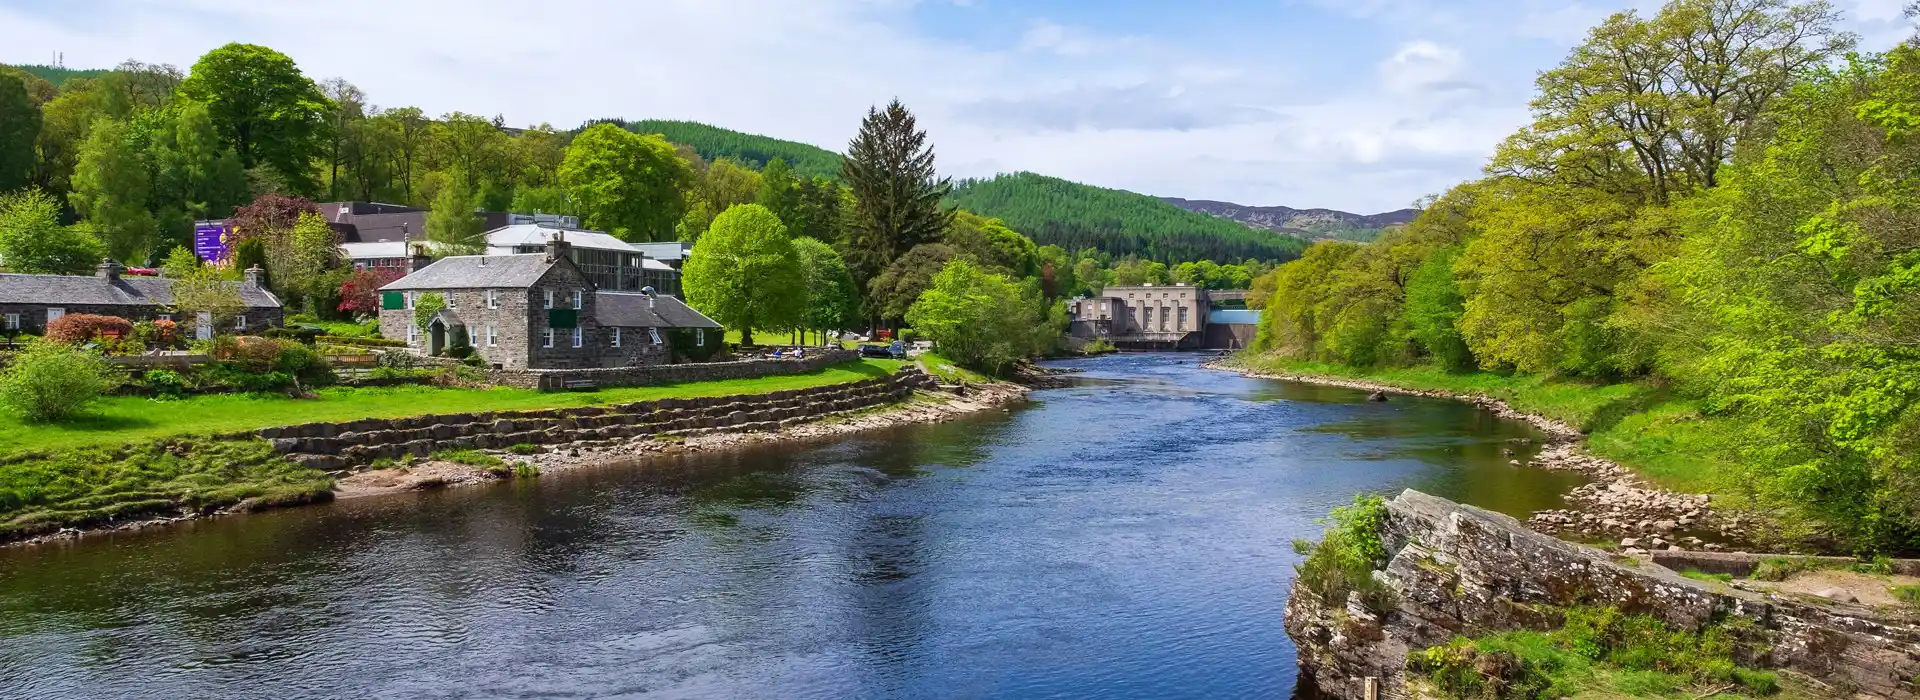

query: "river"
(0, 354), (1583, 699)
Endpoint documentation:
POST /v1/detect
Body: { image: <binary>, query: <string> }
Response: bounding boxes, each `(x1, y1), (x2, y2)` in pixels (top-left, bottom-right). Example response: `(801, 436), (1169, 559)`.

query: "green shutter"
(548, 309), (578, 329)
(381, 292), (405, 310)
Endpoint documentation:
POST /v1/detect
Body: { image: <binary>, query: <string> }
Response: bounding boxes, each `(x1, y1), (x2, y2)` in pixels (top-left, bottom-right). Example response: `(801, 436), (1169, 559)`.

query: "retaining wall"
(1287, 490), (1920, 699)
(264, 368), (937, 470)
(485, 348), (860, 391)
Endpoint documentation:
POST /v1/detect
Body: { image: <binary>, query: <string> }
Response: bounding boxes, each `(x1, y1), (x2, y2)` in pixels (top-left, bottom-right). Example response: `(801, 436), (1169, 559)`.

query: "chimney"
(545, 230), (570, 262)
(243, 264), (264, 287)
(642, 285), (656, 309)
(96, 258), (123, 280)
(409, 243), (432, 273)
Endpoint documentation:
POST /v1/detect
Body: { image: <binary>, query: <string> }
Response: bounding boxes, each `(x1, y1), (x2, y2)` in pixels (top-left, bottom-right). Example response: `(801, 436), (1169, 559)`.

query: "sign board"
(193, 220), (231, 262)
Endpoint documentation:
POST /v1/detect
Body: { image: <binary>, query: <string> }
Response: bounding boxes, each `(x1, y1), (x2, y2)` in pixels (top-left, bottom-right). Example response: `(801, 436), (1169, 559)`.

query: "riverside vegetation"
(1251, 0), (1919, 555)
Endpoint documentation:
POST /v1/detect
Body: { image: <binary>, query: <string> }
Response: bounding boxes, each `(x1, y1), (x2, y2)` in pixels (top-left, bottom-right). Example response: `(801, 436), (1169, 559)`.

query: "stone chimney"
(96, 258), (123, 280)
(243, 264), (264, 287)
(545, 231), (571, 262)
(409, 243), (433, 272)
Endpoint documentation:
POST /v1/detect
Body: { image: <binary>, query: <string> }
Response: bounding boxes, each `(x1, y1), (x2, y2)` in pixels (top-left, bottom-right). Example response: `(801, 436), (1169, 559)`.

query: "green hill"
(5, 64), (110, 85)
(947, 173), (1306, 263)
(612, 119), (844, 179)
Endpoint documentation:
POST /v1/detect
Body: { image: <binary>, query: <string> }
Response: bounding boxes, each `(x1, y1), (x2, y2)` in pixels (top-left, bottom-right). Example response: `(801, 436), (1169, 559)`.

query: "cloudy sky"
(3, 0), (1913, 212)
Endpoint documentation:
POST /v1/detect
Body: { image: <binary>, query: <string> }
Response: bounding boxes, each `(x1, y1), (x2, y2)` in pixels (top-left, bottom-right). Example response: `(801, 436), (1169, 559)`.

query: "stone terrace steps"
(266, 370), (939, 471)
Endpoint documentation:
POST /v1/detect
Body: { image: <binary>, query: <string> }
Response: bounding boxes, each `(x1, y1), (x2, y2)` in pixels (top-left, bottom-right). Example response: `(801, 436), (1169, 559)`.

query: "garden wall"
(484, 348), (860, 391)
(262, 367), (938, 470)
(1287, 490), (1920, 699)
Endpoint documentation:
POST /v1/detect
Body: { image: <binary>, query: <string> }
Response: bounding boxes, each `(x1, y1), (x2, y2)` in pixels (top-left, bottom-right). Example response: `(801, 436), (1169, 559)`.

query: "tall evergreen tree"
(0, 73), (40, 193)
(841, 99), (955, 315)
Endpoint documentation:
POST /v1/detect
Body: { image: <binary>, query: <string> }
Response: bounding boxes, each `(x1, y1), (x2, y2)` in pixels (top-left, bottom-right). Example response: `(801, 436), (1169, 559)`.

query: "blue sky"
(3, 0), (1912, 212)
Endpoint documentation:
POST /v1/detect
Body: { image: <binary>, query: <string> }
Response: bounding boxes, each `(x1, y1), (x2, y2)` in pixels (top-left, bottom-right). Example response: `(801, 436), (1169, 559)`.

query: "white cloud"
(1, 0), (1912, 214)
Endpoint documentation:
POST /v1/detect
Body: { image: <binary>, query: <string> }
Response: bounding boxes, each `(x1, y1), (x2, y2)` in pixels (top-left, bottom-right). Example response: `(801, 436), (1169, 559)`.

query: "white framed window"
(467, 326), (478, 346)
(445, 291), (456, 309)
(544, 289), (554, 309)
(543, 328), (554, 348)
(696, 328), (706, 346)
(3, 313), (17, 330)
(235, 314), (248, 331)
(408, 325), (418, 344)
(571, 290), (582, 310)
(196, 312), (212, 340)
(404, 292), (415, 309)
(612, 328), (622, 348)
(486, 289), (498, 309)
(648, 327), (663, 345)
(571, 326), (583, 348)
(46, 308), (64, 324)
(486, 326), (498, 347)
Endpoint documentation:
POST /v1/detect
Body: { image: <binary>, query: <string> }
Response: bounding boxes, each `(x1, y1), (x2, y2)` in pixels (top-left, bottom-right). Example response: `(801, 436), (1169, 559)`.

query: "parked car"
(859, 343), (907, 359)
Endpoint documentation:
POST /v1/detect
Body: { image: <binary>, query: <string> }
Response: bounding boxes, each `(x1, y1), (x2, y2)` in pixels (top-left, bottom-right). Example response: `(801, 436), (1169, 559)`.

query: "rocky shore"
(1206, 359), (1747, 552)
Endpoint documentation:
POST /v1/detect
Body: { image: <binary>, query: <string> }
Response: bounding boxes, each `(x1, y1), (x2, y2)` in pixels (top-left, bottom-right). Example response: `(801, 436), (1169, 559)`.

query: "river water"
(0, 354), (1583, 699)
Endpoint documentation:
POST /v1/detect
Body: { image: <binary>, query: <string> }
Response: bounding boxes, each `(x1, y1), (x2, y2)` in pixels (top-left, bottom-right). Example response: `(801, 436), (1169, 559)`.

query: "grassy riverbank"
(1229, 356), (1745, 499)
(0, 358), (907, 540)
(0, 359), (905, 455)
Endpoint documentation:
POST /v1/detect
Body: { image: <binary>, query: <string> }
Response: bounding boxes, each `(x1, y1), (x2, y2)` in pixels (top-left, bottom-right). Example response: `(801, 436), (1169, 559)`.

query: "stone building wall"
(1, 303), (280, 335)
(486, 348), (860, 391)
(1287, 490), (1920, 699)
(263, 367), (939, 469)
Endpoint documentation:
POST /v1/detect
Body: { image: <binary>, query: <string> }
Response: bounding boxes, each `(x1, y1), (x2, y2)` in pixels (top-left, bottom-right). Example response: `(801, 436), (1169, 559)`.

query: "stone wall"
(1287, 490), (1920, 699)
(486, 348), (860, 391)
(264, 367), (937, 470)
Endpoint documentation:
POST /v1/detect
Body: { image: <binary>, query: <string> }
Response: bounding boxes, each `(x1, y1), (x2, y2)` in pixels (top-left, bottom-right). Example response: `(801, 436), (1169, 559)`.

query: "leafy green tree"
(68, 118), (155, 262)
(151, 101), (249, 241)
(0, 72), (40, 193)
(0, 189), (105, 275)
(793, 236), (860, 344)
(177, 43), (331, 195)
(682, 204), (805, 345)
(559, 123), (692, 241)
(842, 100), (956, 303)
(906, 258), (1047, 376)
(1401, 246), (1473, 371)
(943, 210), (1038, 278)
(868, 243), (957, 326)
(426, 172), (486, 255)
(678, 157), (762, 241)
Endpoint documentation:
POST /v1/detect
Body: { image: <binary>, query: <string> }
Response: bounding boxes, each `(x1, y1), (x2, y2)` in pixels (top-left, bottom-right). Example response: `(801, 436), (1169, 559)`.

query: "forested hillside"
(1251, 0), (1919, 554)
(612, 120), (843, 179)
(948, 173), (1306, 264)
(5, 64), (109, 86)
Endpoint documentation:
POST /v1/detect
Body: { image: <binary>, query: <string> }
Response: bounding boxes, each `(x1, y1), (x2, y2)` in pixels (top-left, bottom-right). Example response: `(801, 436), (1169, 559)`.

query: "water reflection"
(0, 353), (1582, 699)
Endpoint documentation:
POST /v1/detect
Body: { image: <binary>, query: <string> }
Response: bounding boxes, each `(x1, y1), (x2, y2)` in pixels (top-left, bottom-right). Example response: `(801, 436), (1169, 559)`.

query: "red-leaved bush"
(45, 314), (134, 345)
(338, 267), (405, 315)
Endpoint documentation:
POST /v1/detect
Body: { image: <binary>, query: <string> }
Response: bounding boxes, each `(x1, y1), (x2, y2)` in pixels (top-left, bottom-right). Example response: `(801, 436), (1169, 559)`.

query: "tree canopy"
(682, 204), (805, 346)
(947, 172), (1306, 264)
(559, 124), (693, 242)
(176, 43), (331, 195)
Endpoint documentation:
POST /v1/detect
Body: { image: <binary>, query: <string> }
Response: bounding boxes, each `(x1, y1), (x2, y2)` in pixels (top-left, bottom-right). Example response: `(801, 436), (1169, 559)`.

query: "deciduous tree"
(682, 204), (805, 346)
(68, 118), (155, 262)
(559, 123), (692, 242)
(177, 43), (331, 195)
(0, 189), (105, 275)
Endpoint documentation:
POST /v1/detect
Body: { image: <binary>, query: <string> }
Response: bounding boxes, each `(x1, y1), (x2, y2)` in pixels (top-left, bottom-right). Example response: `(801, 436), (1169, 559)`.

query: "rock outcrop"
(1287, 490), (1920, 699)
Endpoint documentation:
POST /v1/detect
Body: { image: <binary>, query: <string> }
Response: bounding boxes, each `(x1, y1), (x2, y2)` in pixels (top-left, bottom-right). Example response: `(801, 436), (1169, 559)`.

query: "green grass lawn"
(1, 358), (906, 456)
(916, 351), (992, 384)
(1231, 355), (1740, 496)
(289, 317), (380, 338)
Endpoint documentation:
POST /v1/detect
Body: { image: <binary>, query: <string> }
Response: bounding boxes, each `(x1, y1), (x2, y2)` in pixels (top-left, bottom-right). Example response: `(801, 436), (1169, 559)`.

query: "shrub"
(131, 319), (183, 350)
(1083, 337), (1115, 355)
(506, 443), (540, 455)
(0, 343), (121, 421)
(513, 462), (540, 478)
(263, 326), (325, 345)
(668, 327), (726, 363)
(413, 293), (446, 330)
(44, 314), (134, 346)
(142, 369), (188, 399)
(1293, 494), (1395, 613)
(1750, 557), (1818, 582)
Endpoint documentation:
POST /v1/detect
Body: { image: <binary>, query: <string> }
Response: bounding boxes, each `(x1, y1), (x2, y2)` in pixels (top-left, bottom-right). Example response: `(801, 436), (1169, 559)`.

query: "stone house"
(375, 239), (720, 370)
(0, 259), (283, 339)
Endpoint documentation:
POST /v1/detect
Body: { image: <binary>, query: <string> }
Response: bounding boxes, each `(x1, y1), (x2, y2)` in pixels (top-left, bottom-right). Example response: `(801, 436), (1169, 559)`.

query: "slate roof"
(0, 273), (281, 308)
(594, 292), (721, 329)
(379, 254), (557, 290)
(485, 224), (641, 253)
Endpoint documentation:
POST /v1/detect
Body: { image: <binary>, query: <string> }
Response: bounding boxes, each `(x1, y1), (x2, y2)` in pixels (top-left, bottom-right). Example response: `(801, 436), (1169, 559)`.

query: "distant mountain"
(949, 173), (1307, 263)
(1160, 197), (1421, 243)
(609, 119), (844, 180)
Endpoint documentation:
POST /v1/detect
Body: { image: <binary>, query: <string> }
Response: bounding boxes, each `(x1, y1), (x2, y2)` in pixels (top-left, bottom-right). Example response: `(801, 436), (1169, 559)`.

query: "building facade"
(376, 240), (718, 371)
(1068, 284), (1212, 350)
(0, 260), (283, 338)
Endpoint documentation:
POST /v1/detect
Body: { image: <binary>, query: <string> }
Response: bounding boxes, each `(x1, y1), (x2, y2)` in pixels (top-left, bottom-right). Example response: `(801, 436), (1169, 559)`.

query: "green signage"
(548, 309), (579, 329)
(381, 292), (404, 310)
